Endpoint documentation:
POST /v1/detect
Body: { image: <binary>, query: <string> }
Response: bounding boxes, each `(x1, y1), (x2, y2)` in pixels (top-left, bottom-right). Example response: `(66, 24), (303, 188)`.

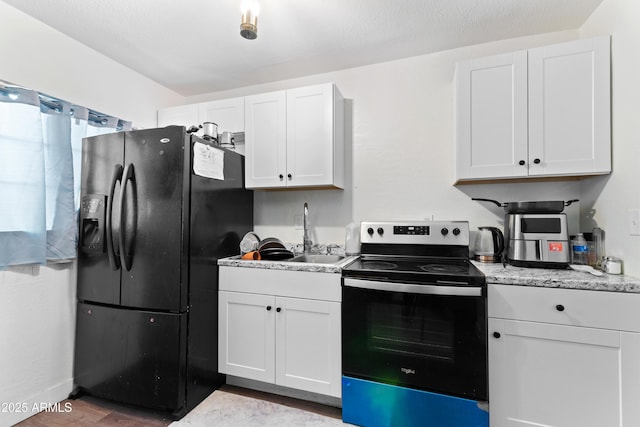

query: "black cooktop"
(342, 255), (486, 286)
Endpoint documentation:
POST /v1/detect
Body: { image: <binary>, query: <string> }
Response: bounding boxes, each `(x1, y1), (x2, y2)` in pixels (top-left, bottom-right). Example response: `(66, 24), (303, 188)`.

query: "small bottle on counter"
(571, 233), (588, 265)
(592, 226), (604, 268)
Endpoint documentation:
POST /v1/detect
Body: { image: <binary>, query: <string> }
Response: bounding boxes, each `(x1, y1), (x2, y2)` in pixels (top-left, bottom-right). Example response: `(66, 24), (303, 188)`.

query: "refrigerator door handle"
(106, 164), (123, 270)
(118, 163), (136, 271)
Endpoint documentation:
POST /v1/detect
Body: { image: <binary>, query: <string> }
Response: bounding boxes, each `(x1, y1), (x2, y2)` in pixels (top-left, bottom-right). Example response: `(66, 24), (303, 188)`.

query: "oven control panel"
(360, 221), (469, 245)
(394, 225), (430, 235)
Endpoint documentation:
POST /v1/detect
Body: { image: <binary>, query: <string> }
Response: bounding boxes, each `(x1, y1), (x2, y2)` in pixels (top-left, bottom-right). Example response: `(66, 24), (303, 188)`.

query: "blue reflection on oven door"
(342, 376), (488, 427)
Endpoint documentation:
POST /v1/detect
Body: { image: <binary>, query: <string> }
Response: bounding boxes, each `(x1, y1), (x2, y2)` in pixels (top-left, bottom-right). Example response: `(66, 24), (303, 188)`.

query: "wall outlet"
(629, 209), (640, 236)
(294, 214), (303, 230)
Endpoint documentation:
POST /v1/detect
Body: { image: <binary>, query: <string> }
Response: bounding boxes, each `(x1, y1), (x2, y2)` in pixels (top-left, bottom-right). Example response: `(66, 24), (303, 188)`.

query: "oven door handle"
(343, 278), (483, 297)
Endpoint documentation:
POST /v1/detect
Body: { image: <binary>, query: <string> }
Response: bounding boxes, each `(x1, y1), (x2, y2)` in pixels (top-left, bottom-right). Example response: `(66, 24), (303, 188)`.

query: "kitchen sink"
(289, 254), (346, 264)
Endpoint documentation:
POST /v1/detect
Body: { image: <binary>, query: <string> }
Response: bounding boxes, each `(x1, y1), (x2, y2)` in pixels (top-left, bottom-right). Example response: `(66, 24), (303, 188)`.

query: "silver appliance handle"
(343, 278), (483, 297)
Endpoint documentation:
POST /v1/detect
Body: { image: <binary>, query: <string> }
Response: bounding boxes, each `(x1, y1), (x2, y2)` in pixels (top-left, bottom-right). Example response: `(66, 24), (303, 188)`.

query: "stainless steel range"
(341, 221), (488, 427)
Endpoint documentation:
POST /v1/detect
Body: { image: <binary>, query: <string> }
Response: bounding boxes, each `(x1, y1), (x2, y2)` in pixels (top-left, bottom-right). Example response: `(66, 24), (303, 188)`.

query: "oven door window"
(342, 285), (487, 401)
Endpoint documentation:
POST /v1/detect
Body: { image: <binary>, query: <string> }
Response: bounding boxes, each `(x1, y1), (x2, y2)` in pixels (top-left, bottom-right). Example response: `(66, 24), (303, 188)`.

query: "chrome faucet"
(303, 202), (312, 253)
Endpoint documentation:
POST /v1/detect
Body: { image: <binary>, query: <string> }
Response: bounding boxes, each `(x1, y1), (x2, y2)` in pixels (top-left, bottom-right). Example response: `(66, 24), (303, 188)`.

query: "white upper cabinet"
(157, 104), (199, 128)
(244, 90), (288, 188)
(455, 51), (528, 180)
(198, 97), (245, 133)
(286, 84), (342, 188)
(455, 36), (611, 182)
(244, 82), (345, 190)
(156, 83), (344, 190)
(528, 37), (611, 176)
(157, 97), (244, 133)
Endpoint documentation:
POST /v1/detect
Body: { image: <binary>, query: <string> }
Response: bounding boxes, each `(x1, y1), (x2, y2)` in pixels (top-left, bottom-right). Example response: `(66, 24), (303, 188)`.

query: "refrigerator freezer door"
(77, 132), (124, 305)
(120, 127), (187, 311)
(74, 302), (187, 412)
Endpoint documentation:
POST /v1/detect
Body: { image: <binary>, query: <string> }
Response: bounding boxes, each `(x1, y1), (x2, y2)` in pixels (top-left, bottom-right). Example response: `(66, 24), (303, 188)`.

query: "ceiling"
(3, 0), (604, 97)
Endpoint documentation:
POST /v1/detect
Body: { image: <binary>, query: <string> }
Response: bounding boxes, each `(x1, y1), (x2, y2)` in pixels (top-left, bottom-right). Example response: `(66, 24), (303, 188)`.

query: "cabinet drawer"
(489, 284), (640, 332)
(220, 266), (341, 302)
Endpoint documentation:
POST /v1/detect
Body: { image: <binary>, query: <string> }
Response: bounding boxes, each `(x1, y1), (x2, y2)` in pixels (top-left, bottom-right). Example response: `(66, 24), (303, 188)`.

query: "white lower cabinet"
(219, 291), (276, 383)
(218, 267), (342, 398)
(275, 296), (341, 395)
(489, 284), (640, 427)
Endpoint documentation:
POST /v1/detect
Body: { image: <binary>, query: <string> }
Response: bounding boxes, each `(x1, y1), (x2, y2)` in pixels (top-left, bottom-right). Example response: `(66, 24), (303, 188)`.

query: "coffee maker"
(472, 198), (576, 269)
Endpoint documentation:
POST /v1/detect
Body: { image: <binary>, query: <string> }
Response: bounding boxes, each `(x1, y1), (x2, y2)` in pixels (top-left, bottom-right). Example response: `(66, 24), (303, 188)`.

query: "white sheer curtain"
(0, 87), (46, 265)
(41, 100), (76, 260)
(0, 83), (130, 267)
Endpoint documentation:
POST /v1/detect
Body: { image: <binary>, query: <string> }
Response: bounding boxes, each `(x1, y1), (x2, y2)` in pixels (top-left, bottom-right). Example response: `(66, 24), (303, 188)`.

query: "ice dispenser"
(79, 194), (107, 255)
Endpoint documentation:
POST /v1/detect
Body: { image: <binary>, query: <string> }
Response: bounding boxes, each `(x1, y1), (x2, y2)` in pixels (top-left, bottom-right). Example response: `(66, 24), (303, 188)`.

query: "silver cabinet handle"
(343, 278), (482, 297)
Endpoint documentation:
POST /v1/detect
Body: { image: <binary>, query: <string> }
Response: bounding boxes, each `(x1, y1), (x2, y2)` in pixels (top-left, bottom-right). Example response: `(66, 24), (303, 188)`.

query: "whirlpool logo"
(401, 367), (416, 375)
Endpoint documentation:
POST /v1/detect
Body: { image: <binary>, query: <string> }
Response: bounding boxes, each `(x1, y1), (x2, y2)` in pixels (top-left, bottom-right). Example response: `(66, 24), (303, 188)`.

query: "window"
(0, 84), (131, 267)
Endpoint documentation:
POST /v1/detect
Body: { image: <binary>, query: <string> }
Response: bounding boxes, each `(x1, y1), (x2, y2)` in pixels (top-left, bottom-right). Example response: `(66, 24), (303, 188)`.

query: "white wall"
(186, 31), (587, 249)
(578, 0), (640, 277)
(0, 265), (75, 427)
(0, 3), (187, 425)
(188, 21), (640, 278)
(0, 2), (184, 128)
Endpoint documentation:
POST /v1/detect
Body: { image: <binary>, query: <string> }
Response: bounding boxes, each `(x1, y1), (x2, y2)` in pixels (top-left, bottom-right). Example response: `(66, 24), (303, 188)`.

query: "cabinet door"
(275, 297), (341, 397)
(218, 291), (275, 383)
(157, 104), (199, 127)
(489, 318), (626, 427)
(244, 91), (287, 188)
(74, 303), (186, 410)
(528, 36), (611, 176)
(286, 83), (336, 187)
(455, 51), (528, 180)
(198, 97), (245, 133)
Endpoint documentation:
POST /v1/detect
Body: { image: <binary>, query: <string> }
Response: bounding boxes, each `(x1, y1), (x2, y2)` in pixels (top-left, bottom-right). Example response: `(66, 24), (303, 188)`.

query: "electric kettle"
(474, 226), (505, 263)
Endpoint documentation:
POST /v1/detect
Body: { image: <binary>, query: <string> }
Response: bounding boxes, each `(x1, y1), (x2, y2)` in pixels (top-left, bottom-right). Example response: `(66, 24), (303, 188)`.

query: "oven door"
(342, 278), (487, 401)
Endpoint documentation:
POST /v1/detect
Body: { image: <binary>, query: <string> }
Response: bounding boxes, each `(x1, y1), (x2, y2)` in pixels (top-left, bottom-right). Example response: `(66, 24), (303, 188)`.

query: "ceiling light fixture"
(240, 0), (260, 40)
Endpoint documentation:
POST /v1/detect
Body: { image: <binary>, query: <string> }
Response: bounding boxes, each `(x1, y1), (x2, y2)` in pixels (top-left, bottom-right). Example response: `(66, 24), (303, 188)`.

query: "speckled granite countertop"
(219, 250), (640, 292)
(218, 255), (359, 274)
(473, 261), (640, 293)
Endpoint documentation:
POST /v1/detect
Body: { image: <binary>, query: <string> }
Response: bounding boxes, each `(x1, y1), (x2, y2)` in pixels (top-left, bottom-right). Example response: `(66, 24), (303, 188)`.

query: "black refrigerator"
(73, 126), (252, 419)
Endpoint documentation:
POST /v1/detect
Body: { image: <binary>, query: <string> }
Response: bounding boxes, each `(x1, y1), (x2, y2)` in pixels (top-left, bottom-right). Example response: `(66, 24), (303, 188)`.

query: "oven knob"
(377, 227), (384, 236)
(441, 227), (449, 236)
(452, 227), (460, 236)
(367, 227), (374, 236)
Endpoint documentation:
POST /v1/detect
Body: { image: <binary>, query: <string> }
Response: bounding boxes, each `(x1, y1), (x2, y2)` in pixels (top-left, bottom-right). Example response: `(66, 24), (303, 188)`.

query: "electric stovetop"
(342, 255), (486, 286)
